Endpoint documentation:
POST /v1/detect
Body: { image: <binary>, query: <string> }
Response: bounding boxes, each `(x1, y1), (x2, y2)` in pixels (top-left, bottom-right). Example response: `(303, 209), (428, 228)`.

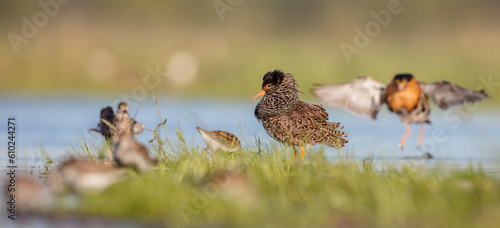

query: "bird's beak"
(250, 90), (266, 102)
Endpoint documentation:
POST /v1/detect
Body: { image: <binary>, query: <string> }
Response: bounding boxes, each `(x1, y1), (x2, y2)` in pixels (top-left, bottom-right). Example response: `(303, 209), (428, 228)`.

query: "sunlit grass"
(61, 128), (500, 228)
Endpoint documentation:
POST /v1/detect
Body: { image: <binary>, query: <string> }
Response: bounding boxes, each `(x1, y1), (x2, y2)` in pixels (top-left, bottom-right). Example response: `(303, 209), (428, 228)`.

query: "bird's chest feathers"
(386, 83), (421, 112)
(256, 93), (298, 119)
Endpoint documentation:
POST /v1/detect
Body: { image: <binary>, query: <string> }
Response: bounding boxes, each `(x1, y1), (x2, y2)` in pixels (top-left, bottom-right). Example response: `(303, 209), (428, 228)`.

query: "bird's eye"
(266, 84), (273, 89)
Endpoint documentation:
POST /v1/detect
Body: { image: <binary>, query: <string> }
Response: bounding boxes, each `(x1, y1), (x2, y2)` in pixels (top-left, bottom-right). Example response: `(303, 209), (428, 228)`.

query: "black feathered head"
(261, 70), (286, 91)
(392, 73), (415, 91)
(393, 73), (414, 82)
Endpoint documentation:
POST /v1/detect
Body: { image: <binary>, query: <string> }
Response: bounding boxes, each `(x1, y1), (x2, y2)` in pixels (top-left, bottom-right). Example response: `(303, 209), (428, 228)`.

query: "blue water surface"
(0, 94), (499, 171)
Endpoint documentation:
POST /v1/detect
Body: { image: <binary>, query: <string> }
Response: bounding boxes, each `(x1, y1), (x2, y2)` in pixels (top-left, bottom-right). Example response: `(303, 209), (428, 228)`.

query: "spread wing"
(312, 76), (386, 119)
(420, 81), (489, 109)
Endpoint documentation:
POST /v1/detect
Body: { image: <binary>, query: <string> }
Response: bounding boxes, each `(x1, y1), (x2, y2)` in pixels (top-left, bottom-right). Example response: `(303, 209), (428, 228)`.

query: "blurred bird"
(112, 105), (156, 172)
(251, 70), (348, 160)
(196, 127), (242, 153)
(90, 106), (115, 140)
(4, 177), (53, 214)
(312, 74), (489, 148)
(47, 158), (127, 194)
(201, 169), (258, 206)
(90, 102), (145, 160)
(113, 102), (145, 141)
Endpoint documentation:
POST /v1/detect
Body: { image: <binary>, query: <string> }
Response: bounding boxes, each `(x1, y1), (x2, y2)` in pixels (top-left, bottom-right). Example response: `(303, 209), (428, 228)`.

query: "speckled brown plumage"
(196, 127), (242, 153)
(252, 70), (348, 159)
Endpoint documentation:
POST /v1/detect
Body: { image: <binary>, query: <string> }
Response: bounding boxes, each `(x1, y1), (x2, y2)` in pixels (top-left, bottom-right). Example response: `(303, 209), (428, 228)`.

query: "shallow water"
(0, 94), (499, 226)
(0, 94), (499, 170)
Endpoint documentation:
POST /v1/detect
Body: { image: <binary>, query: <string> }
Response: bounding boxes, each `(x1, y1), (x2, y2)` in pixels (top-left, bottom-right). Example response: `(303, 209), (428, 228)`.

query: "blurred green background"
(1, 0), (499, 102)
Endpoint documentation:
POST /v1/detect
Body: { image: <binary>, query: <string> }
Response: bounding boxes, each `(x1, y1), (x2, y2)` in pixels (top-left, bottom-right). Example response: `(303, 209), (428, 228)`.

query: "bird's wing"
(100, 106), (115, 122)
(419, 81), (489, 109)
(312, 76), (386, 119)
(290, 101), (329, 123)
(212, 130), (241, 149)
(287, 101), (348, 147)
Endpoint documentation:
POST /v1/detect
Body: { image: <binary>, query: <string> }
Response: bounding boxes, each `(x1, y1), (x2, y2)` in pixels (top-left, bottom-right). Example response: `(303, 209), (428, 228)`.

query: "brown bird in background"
(251, 70), (348, 160)
(47, 158), (128, 194)
(5, 177), (53, 214)
(313, 74), (489, 148)
(113, 102), (145, 142)
(112, 103), (156, 172)
(90, 102), (145, 160)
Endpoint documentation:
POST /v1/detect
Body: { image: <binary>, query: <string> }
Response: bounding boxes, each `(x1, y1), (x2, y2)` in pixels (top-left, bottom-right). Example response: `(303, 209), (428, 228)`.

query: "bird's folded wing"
(312, 76), (386, 119)
(290, 101), (329, 123)
(420, 81), (489, 109)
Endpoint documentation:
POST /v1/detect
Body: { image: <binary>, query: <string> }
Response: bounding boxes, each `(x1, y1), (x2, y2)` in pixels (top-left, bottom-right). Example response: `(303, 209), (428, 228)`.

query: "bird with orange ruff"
(313, 74), (488, 148)
(251, 70), (348, 160)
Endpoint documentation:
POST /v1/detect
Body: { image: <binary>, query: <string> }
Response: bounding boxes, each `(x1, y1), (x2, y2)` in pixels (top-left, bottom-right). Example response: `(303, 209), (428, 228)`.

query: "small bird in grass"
(196, 127), (242, 153)
(112, 105), (156, 172)
(4, 177), (53, 214)
(47, 158), (127, 194)
(312, 74), (489, 149)
(251, 70), (348, 160)
(201, 170), (258, 206)
(90, 102), (145, 160)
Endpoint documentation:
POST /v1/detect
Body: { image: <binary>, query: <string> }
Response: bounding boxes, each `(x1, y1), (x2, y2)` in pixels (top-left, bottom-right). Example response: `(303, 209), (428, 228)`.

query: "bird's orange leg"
(109, 149), (113, 161)
(293, 147), (298, 162)
(300, 146), (305, 160)
(418, 124), (424, 148)
(401, 122), (411, 149)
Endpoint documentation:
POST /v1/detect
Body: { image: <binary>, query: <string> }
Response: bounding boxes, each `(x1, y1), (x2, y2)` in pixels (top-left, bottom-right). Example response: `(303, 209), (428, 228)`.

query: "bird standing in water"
(313, 74), (488, 148)
(251, 70), (348, 160)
